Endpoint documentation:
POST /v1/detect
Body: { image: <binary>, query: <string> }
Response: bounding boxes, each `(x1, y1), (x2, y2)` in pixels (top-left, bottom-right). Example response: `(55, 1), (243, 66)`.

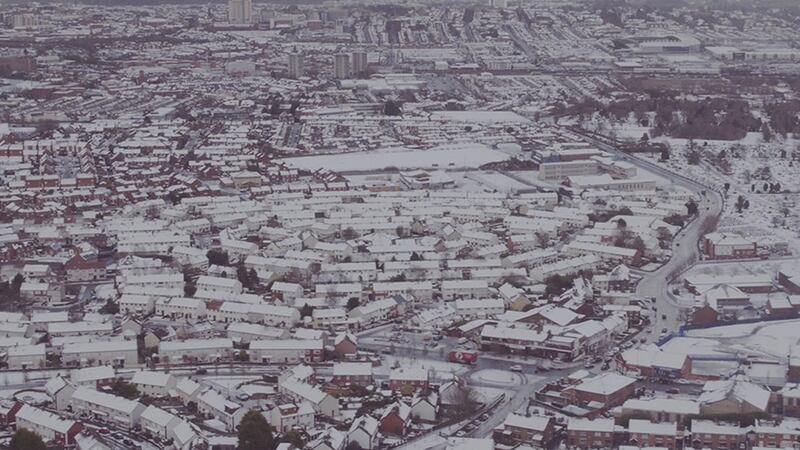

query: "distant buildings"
(334, 53), (351, 79)
(288, 52), (305, 79)
(6, 14), (40, 29)
(228, 0), (252, 24)
(351, 51), (368, 75)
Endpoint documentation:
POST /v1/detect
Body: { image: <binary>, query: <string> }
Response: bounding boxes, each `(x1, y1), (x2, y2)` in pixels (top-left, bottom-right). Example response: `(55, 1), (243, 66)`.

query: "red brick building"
(379, 402), (411, 436)
(494, 413), (555, 448)
(565, 373), (636, 409)
(690, 420), (748, 450)
(628, 419), (679, 450)
(756, 420), (800, 448)
(331, 362), (372, 386)
(16, 404), (83, 446)
(692, 303), (719, 326)
(0, 401), (21, 426)
(64, 254), (107, 282)
(389, 368), (429, 392)
(332, 333), (358, 359)
(566, 417), (615, 449)
(766, 296), (797, 319)
(703, 232), (757, 260)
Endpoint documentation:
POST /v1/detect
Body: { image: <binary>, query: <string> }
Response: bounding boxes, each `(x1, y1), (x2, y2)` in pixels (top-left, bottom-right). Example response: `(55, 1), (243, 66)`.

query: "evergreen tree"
(10, 429), (46, 450)
(237, 410), (274, 450)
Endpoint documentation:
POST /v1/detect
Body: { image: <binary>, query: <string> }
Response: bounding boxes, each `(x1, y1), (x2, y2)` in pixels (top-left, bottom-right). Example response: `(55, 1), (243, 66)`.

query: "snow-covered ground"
(279, 143), (510, 171)
(376, 355), (470, 380)
(592, 126), (800, 255)
(469, 369), (524, 386)
(680, 318), (800, 361)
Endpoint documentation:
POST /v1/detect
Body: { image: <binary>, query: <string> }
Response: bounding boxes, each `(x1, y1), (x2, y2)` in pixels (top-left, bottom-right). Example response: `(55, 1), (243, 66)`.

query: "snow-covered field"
(429, 111), (532, 125)
(469, 369), (524, 386)
(597, 129), (800, 255)
(279, 143), (510, 171)
(376, 355), (470, 380)
(687, 258), (800, 278)
(681, 319), (800, 360)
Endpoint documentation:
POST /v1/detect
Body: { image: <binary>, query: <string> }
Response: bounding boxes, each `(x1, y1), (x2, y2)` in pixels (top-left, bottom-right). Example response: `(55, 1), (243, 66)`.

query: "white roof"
(132, 371), (174, 388)
(63, 340), (137, 354)
(71, 366), (115, 383)
(72, 387), (142, 415)
(504, 413), (551, 432)
(441, 279), (488, 290)
(628, 419), (677, 436)
(48, 321), (113, 334)
(567, 417), (615, 432)
(390, 367), (428, 381)
(141, 404), (175, 425)
(353, 297), (398, 315)
(349, 415), (379, 436)
(250, 339), (323, 351)
(30, 311), (69, 323)
(172, 420), (198, 447)
(372, 281), (433, 292)
(280, 380), (328, 405)
(17, 404), (75, 434)
(621, 346), (687, 370)
(197, 276), (242, 289)
(455, 298), (505, 311)
(156, 296), (205, 308)
(574, 372), (636, 396)
(271, 281), (302, 292)
(159, 338), (233, 352)
(333, 362), (373, 377)
(176, 378), (201, 396)
(623, 398), (699, 415)
(7, 343), (45, 357)
(45, 376), (69, 396)
(691, 419), (747, 435)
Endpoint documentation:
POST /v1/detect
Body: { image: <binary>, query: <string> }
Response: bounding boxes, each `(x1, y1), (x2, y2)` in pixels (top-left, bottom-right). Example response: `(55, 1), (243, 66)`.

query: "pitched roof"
(504, 413), (551, 432)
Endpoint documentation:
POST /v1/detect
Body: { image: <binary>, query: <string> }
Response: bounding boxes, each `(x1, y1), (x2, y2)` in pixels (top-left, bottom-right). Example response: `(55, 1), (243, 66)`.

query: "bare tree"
(447, 384), (481, 418)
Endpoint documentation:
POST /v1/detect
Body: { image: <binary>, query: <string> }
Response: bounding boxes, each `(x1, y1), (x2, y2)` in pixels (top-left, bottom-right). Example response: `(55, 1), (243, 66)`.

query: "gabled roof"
(504, 413), (551, 432)
(348, 415), (379, 437)
(381, 401), (411, 422)
(573, 372), (636, 396)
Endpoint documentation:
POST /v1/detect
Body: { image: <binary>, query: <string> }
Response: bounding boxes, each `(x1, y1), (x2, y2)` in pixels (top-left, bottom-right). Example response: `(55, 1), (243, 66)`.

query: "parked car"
(509, 365), (523, 372)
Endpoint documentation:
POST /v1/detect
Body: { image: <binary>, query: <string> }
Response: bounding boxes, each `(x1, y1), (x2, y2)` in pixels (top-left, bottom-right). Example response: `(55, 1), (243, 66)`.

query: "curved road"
(638, 190), (723, 342)
(356, 129), (727, 446)
(571, 129), (725, 340)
